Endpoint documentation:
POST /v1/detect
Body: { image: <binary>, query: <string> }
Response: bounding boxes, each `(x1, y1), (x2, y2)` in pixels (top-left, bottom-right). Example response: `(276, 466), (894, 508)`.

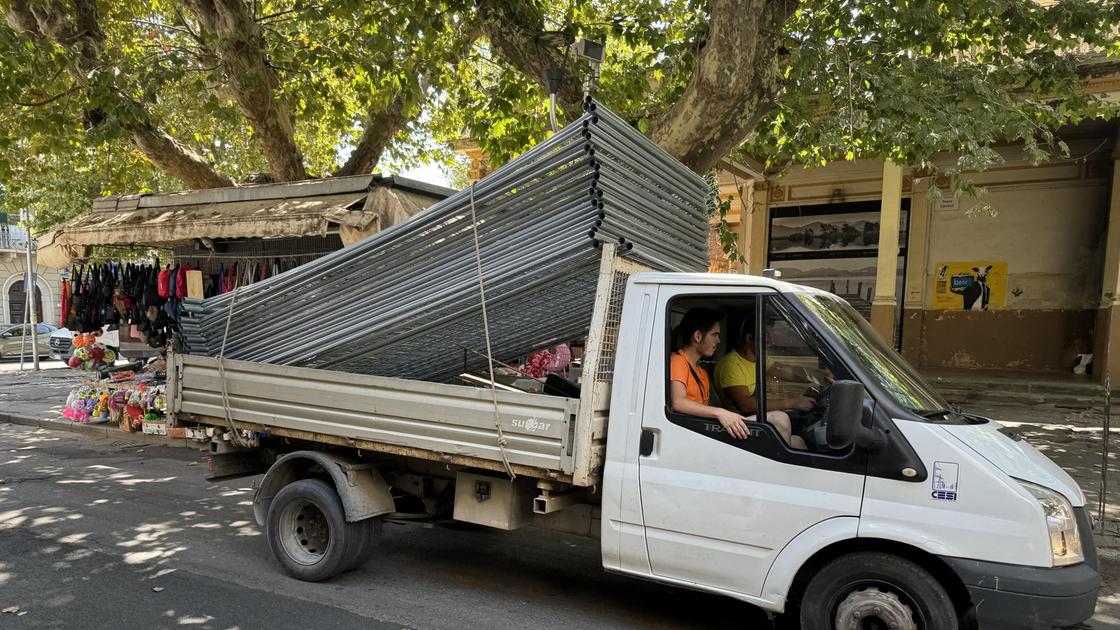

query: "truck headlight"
(1019, 480), (1083, 566)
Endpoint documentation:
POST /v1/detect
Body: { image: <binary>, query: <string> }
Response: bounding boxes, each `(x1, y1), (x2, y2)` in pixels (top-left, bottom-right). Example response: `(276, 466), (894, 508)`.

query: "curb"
(0, 412), (207, 452)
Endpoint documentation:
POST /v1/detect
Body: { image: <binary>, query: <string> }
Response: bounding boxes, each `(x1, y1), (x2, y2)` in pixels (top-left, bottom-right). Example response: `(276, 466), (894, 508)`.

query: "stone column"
(744, 181), (769, 275)
(900, 176), (931, 363)
(870, 160), (904, 343)
(734, 179), (753, 274)
(450, 139), (491, 183)
(1095, 127), (1120, 383)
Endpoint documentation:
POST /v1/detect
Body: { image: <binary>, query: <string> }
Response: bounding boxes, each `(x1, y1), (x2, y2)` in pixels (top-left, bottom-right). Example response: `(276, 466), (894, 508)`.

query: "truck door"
(637, 290), (867, 597)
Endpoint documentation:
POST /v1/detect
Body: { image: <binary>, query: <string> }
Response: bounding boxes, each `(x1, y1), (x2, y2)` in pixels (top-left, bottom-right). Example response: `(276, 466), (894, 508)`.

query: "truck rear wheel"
(345, 518), (380, 571)
(266, 478), (362, 582)
(799, 551), (958, 630)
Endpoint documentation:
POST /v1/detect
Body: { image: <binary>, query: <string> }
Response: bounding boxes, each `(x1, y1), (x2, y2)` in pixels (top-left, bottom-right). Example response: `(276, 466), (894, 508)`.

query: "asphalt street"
(0, 423), (769, 630)
(2, 367), (1119, 628)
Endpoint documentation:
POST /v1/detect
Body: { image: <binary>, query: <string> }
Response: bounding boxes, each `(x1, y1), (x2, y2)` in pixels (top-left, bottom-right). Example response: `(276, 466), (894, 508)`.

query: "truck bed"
(169, 352), (597, 481)
(168, 248), (645, 486)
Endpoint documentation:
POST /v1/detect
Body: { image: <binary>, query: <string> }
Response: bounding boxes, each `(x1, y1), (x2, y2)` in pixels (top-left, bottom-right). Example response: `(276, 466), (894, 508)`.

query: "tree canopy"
(1, 0), (1117, 229)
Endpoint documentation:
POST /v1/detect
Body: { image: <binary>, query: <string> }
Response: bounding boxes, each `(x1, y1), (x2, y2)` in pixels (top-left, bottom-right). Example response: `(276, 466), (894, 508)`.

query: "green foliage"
(704, 171), (739, 264)
(0, 0), (1116, 233)
(748, 0), (1120, 196)
(0, 0), (474, 227)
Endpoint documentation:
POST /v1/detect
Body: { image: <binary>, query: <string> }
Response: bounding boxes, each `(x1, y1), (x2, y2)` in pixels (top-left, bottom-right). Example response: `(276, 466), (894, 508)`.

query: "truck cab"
(601, 272), (1099, 630)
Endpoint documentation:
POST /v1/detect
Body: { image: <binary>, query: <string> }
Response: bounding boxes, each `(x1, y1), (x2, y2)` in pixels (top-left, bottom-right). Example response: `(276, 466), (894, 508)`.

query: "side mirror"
(824, 380), (867, 450)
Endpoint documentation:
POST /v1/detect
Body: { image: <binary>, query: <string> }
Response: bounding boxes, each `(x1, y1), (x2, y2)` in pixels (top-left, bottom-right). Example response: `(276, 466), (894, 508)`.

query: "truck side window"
(663, 294), (865, 470)
(760, 296), (852, 452)
(665, 296), (755, 415)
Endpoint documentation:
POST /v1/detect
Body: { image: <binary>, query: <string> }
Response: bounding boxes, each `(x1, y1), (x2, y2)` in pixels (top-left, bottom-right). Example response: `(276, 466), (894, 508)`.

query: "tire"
(266, 478), (362, 582)
(345, 518), (381, 571)
(799, 551), (959, 630)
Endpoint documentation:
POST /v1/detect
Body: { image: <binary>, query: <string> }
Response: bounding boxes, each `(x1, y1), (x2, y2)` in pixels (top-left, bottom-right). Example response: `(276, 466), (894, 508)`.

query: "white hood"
(940, 419), (1085, 506)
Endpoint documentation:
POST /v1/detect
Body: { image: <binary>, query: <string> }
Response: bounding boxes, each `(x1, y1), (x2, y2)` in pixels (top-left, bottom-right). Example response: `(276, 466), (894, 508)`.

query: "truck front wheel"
(799, 551), (958, 630)
(266, 478), (362, 581)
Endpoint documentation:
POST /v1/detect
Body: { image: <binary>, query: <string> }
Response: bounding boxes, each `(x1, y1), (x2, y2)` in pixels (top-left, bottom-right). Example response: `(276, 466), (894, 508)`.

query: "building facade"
(0, 223), (61, 328)
(717, 121), (1119, 380)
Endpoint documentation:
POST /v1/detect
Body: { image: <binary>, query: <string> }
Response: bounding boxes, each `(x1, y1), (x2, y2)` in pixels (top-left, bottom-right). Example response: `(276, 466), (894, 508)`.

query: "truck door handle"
(639, 430), (656, 457)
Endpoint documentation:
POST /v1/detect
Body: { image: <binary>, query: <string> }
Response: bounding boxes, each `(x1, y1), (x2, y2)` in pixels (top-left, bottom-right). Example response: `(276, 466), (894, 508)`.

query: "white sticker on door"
(931, 461), (959, 501)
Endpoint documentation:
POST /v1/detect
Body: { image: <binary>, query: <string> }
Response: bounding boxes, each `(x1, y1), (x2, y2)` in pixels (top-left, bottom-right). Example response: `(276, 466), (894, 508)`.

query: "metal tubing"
(183, 100), (710, 380)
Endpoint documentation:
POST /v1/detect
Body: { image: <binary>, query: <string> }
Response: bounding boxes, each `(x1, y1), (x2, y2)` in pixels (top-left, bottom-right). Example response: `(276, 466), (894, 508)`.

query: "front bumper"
(941, 508), (1099, 630)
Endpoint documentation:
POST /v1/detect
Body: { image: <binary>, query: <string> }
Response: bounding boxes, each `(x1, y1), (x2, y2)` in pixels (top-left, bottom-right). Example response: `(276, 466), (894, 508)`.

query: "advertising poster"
(931, 262), (1007, 311)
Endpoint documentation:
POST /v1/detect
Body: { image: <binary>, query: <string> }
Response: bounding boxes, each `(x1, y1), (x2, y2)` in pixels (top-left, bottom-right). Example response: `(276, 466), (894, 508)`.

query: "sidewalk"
(0, 366), (204, 450)
(923, 366), (1109, 412)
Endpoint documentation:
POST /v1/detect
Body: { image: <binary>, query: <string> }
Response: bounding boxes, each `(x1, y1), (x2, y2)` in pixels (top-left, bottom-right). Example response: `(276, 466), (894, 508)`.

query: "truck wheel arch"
(253, 451), (395, 527)
(766, 526), (971, 620)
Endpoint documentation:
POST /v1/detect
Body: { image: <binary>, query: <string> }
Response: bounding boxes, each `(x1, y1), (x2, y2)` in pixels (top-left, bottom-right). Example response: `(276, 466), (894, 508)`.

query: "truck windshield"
(795, 292), (950, 416)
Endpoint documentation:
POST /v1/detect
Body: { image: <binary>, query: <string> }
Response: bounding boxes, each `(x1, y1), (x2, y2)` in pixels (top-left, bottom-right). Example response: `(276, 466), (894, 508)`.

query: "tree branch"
(333, 91), (412, 178)
(183, 0), (308, 181)
(14, 86), (80, 107)
(5, 0), (235, 189)
(125, 122), (237, 189)
(650, 0), (800, 173)
(475, 0), (585, 118)
(334, 19), (482, 178)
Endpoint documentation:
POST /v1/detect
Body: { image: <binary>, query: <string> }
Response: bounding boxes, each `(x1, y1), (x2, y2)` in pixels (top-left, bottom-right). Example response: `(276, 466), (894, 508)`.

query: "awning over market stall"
(38, 174), (452, 267)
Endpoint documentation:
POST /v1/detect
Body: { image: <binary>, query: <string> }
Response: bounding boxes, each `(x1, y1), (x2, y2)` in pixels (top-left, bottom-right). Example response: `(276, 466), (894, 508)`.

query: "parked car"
(0, 323), (57, 360)
(48, 327), (74, 361)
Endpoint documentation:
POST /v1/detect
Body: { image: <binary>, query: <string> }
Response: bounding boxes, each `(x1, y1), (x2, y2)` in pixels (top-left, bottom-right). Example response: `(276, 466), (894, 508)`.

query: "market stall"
(43, 174), (451, 429)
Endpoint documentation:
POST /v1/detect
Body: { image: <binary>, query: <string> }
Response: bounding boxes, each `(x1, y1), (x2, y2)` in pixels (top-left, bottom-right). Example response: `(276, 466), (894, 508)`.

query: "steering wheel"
(799, 375), (834, 451)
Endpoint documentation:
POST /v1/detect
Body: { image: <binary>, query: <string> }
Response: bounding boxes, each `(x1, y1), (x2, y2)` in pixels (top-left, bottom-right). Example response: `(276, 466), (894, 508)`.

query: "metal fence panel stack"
(180, 99), (710, 382)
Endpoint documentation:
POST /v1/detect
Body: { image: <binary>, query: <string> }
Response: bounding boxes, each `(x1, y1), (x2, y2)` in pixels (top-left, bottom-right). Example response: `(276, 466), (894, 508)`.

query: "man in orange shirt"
(669, 308), (751, 440)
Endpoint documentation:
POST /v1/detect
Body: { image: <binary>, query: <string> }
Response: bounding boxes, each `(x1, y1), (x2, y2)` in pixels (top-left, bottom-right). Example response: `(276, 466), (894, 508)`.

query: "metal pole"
(1100, 341), (1112, 533)
(18, 275), (28, 371)
(25, 209), (39, 371)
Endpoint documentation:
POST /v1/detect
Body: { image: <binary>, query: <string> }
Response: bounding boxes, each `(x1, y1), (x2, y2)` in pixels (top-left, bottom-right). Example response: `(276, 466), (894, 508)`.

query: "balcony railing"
(0, 231), (33, 253)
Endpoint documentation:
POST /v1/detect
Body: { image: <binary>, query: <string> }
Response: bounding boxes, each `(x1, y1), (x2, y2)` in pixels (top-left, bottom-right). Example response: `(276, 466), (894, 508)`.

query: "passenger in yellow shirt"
(714, 313), (816, 449)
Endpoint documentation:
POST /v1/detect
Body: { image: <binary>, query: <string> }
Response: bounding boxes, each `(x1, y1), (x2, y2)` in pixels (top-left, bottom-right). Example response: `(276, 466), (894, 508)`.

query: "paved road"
(0, 423), (768, 630)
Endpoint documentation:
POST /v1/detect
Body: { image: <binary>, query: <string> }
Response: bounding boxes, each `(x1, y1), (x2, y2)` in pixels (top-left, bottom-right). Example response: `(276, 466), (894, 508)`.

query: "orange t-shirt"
(670, 351), (710, 405)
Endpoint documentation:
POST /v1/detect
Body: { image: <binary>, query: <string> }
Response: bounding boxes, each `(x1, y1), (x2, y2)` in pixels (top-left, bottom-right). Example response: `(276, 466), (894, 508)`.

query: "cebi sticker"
(931, 461), (959, 501)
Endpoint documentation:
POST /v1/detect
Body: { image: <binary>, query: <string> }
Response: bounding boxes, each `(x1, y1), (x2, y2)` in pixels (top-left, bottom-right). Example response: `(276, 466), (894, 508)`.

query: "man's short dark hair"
(738, 309), (757, 346)
(674, 307), (722, 350)
(737, 308), (775, 345)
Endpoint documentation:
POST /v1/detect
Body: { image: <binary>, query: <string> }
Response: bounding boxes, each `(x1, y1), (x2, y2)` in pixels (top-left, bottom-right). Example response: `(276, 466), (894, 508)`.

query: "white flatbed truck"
(168, 248), (1099, 630)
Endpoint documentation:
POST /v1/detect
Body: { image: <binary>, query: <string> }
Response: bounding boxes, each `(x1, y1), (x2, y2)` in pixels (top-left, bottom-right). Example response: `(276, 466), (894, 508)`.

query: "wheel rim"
(278, 498), (332, 566)
(833, 581), (921, 630)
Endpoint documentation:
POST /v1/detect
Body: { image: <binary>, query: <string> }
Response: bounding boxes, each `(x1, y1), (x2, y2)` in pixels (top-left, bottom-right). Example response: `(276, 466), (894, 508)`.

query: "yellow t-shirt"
(714, 351), (773, 405)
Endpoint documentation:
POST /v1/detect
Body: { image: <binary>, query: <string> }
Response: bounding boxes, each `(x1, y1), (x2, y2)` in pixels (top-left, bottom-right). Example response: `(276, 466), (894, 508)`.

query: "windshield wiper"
(918, 409), (952, 419)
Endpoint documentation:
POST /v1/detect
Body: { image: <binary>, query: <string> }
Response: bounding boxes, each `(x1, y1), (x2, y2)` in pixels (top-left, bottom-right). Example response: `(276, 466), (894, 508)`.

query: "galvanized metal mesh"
(596, 270), (630, 383)
(180, 99), (709, 382)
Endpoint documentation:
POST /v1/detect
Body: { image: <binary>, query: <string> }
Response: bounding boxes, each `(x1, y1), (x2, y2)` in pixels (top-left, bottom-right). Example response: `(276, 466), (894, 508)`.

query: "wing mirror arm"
(854, 410), (886, 451)
(825, 381), (885, 452)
